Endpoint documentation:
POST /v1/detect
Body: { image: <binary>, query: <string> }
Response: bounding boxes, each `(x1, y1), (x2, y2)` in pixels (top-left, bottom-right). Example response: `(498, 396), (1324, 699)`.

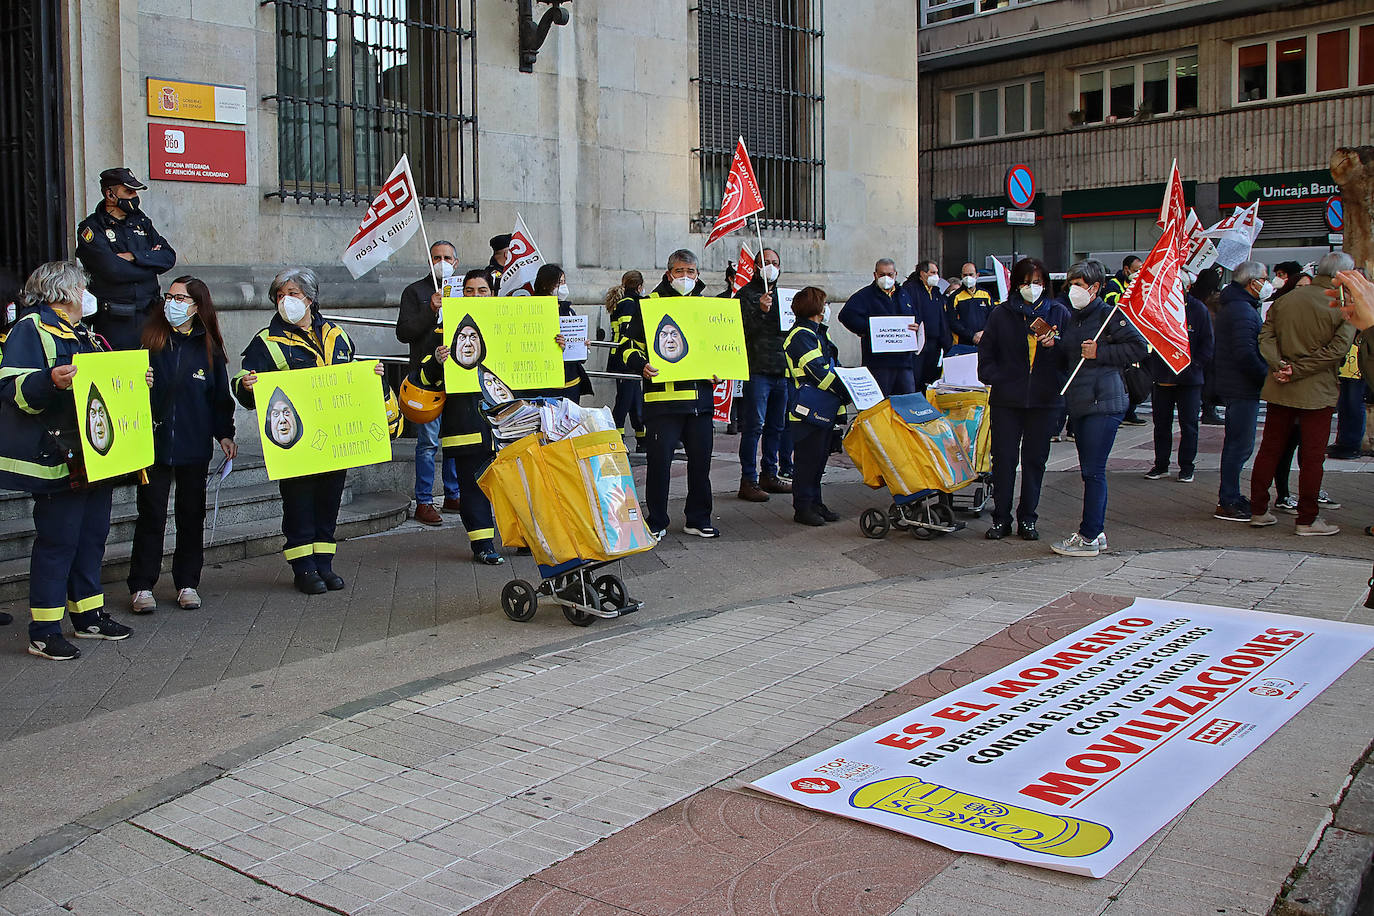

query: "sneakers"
(1275, 495), (1299, 514)
(1214, 504), (1250, 522)
(72, 612), (132, 640)
(1091, 532), (1108, 550)
(415, 503), (443, 526)
(759, 475), (792, 495)
(130, 590), (156, 614)
(1018, 521), (1039, 541)
(473, 548), (506, 565)
(1319, 490), (1341, 510)
(1052, 533), (1100, 557)
(28, 634), (81, 660)
(1177, 470), (1195, 483)
(177, 588), (201, 609)
(650, 528), (667, 540)
(1296, 518), (1340, 536)
(1250, 512), (1277, 527)
(1143, 467), (1169, 480)
(683, 526), (721, 539)
(737, 479), (769, 502)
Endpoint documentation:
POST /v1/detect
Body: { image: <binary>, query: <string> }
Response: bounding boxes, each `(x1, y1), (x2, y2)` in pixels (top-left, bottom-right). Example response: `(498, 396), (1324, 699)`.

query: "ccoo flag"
(731, 242), (756, 294)
(705, 137), (766, 247)
(1120, 221), (1191, 374)
(342, 155), (422, 279)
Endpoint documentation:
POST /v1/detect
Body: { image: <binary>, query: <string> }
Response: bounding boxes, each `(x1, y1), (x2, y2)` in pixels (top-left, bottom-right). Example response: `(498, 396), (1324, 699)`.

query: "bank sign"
(1220, 170), (1339, 207)
(935, 195), (1043, 227)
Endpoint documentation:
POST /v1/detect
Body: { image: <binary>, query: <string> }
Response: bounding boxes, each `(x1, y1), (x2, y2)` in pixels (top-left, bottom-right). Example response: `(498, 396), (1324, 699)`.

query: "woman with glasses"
(127, 276), (237, 613)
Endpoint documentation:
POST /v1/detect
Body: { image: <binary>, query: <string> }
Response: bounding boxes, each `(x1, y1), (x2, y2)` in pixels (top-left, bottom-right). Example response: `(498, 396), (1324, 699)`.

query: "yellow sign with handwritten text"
(439, 296), (563, 397)
(72, 351), (154, 483)
(253, 361), (391, 480)
(637, 296), (748, 383)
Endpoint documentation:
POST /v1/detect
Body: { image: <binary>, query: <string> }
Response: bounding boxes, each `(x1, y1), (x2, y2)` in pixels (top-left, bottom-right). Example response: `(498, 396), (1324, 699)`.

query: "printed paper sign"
(870, 316), (922, 353)
(940, 352), (983, 389)
(776, 288), (831, 329)
(72, 351), (154, 482)
(560, 314), (589, 362)
(751, 598), (1374, 877)
(254, 361), (391, 480)
(440, 296), (563, 396)
(835, 366), (883, 411)
(638, 296), (749, 383)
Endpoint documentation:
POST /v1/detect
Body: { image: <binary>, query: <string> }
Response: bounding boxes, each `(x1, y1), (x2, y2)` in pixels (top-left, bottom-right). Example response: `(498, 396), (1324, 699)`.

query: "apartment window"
(922, 0), (1045, 27)
(264, 0), (478, 210)
(696, 0), (825, 234)
(951, 76), (1045, 142)
(1076, 51), (1198, 123)
(1235, 18), (1374, 103)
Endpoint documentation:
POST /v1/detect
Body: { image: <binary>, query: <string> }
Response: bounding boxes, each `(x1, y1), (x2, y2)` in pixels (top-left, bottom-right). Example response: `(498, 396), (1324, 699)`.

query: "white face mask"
(876, 275), (896, 291)
(81, 289), (98, 318)
(1257, 280), (1274, 302)
(1067, 284), (1094, 310)
(925, 272), (940, 287)
(435, 260), (455, 280)
(1021, 283), (1044, 304)
(670, 275), (695, 295)
(961, 275), (977, 290)
(277, 295), (309, 325)
(555, 283), (570, 300)
(761, 264), (780, 283)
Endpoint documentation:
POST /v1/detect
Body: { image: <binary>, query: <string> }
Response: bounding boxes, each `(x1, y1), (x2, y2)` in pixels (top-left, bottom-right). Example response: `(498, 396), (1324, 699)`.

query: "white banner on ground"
(559, 314), (588, 362)
(870, 316), (923, 353)
(835, 366), (883, 411)
(750, 598), (1374, 878)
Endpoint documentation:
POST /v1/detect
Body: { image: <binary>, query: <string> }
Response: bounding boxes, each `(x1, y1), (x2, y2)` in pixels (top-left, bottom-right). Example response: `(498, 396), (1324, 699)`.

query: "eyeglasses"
(164, 293), (195, 304)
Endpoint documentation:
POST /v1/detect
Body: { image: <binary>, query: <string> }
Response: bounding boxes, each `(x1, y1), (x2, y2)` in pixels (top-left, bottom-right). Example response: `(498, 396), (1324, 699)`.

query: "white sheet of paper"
(775, 287), (798, 327)
(870, 316), (920, 353)
(939, 352), (982, 389)
(218, 458), (233, 481)
(559, 315), (588, 362)
(835, 366), (883, 411)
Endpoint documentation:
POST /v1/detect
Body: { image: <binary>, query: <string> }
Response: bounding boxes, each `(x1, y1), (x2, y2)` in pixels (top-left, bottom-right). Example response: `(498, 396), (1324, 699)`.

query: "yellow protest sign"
(440, 296), (563, 396)
(254, 361), (391, 480)
(637, 296), (749, 383)
(72, 351), (154, 483)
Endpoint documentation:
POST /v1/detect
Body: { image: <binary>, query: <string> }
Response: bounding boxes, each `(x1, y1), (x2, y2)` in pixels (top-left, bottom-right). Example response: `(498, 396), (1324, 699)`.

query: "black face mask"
(115, 195), (141, 215)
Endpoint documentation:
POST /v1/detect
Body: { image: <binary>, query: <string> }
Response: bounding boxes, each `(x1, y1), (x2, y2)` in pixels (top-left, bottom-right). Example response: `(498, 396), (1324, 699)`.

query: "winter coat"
(1211, 283), (1268, 400)
(1146, 294), (1213, 387)
(837, 282), (917, 371)
(1258, 277), (1356, 409)
(613, 276), (714, 419)
(148, 317), (235, 465)
(903, 276), (954, 386)
(396, 273), (443, 374)
(976, 293), (1073, 409)
(784, 319), (849, 424)
(738, 276), (788, 377)
(946, 286), (993, 347)
(1058, 297), (1149, 418)
(233, 310), (357, 409)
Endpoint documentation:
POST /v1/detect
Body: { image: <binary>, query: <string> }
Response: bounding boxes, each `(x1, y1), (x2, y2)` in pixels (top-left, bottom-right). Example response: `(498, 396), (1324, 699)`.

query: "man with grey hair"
(1211, 260), (1273, 522)
(1247, 252), (1356, 535)
(838, 258), (920, 396)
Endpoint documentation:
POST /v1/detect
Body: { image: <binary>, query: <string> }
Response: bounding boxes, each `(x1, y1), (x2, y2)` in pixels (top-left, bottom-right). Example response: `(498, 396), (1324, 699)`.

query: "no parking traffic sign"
(1005, 164), (1035, 210)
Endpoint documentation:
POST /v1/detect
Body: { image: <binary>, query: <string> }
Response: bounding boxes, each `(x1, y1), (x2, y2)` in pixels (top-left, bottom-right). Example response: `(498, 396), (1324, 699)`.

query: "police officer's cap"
(99, 167), (148, 191)
(489, 234), (513, 252)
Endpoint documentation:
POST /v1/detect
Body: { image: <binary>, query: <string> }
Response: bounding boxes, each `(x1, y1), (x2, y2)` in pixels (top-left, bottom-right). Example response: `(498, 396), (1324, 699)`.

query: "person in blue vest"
(233, 268), (389, 593)
(783, 286), (850, 526)
(902, 259), (953, 391)
(946, 262), (994, 356)
(838, 259), (919, 397)
(0, 261), (146, 659)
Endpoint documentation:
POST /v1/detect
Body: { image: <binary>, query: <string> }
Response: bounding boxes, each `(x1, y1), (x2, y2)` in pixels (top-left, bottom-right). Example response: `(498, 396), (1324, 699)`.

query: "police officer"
(483, 234), (513, 294)
(75, 168), (177, 350)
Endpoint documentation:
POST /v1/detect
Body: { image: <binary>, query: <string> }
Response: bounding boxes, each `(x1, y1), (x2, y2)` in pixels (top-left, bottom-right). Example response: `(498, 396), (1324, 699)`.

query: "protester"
(396, 240), (462, 527)
(1248, 253), (1356, 536)
(1103, 256), (1141, 307)
(737, 247), (793, 502)
(1193, 267), (1227, 425)
(1143, 276), (1213, 483)
(234, 268), (388, 592)
(946, 262), (992, 356)
(128, 277), (236, 613)
(0, 261), (142, 659)
(614, 249), (719, 539)
(1211, 261), (1271, 522)
(75, 168), (177, 350)
(606, 271), (645, 451)
(838, 259), (920, 397)
(533, 263), (594, 402)
(483, 234), (513, 293)
(784, 287), (849, 526)
(1052, 260), (1149, 557)
(420, 269), (505, 564)
(977, 257), (1070, 541)
(902, 259), (953, 392)
(1329, 330), (1365, 460)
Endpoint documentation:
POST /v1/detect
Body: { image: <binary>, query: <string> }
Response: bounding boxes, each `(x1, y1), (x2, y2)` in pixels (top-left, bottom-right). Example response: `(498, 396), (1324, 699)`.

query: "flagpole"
(416, 206), (439, 293)
(753, 213), (768, 297)
(1059, 302), (1122, 396)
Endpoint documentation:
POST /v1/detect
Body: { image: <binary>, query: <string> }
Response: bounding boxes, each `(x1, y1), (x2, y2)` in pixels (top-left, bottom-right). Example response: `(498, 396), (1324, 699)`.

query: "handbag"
(793, 383), (842, 428)
(1123, 364), (1152, 405)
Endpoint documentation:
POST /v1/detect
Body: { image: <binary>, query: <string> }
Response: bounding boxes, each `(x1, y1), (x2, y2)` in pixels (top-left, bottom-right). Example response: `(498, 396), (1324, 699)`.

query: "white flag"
(341, 155), (422, 279)
(1200, 202), (1264, 271)
(986, 255), (1010, 303)
(497, 213), (546, 296)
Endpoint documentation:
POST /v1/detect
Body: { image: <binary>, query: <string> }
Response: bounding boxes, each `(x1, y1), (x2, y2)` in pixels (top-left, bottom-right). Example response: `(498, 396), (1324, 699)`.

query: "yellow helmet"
(398, 375), (445, 424)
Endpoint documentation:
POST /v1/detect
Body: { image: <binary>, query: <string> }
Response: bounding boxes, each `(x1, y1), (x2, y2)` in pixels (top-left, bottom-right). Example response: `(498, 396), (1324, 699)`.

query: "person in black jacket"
(977, 257), (1069, 542)
(1143, 283), (1214, 483)
(1052, 260), (1149, 557)
(606, 271), (645, 451)
(737, 247), (794, 502)
(838, 259), (920, 396)
(902, 259), (953, 391)
(396, 240), (462, 527)
(1211, 261), (1272, 521)
(75, 168), (177, 350)
(533, 263), (595, 402)
(127, 277), (237, 613)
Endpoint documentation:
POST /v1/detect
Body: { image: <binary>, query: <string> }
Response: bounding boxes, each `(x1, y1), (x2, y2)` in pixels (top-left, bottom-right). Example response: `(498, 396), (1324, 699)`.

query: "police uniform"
(233, 311), (361, 586)
(784, 318), (849, 518)
(483, 234), (512, 294)
(613, 276), (715, 534)
(75, 169), (176, 350)
(0, 305), (127, 646)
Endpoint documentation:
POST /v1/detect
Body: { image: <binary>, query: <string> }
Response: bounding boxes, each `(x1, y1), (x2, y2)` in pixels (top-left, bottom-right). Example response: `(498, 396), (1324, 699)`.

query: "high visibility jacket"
(417, 339), (494, 456)
(784, 319), (849, 424)
(613, 277), (714, 418)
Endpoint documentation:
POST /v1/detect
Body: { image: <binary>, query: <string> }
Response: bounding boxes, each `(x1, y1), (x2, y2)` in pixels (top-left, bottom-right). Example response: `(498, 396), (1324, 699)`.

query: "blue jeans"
(414, 417), (460, 504)
(739, 373), (791, 481)
(1334, 377), (1366, 452)
(1072, 411), (1124, 539)
(1218, 397), (1260, 509)
(1151, 384), (1202, 474)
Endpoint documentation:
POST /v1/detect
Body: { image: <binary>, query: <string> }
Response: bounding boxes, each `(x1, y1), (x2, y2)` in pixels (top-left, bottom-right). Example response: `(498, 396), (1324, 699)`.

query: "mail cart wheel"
(501, 579), (538, 622)
(593, 574), (629, 611)
(860, 508), (889, 539)
(910, 521), (934, 540)
(561, 580), (598, 627)
(930, 503), (956, 529)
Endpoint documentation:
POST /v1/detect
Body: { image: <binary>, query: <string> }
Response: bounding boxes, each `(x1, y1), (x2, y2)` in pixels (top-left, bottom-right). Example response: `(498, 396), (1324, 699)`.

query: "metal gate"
(0, 0), (67, 284)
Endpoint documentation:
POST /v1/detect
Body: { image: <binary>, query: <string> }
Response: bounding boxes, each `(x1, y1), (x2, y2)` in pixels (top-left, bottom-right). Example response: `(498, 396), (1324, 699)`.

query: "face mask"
(1021, 283), (1044, 303)
(1067, 284), (1094, 310)
(925, 272), (940, 287)
(116, 195), (140, 215)
(1257, 281), (1274, 302)
(164, 299), (194, 327)
(670, 276), (695, 295)
(961, 275), (977, 290)
(761, 264), (780, 283)
(435, 260), (455, 280)
(876, 275), (896, 291)
(277, 295), (309, 325)
(81, 289), (98, 318)
(556, 283), (570, 300)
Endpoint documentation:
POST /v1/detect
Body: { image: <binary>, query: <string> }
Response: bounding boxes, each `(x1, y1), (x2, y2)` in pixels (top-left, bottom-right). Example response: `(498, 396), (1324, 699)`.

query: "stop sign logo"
(791, 777), (841, 794)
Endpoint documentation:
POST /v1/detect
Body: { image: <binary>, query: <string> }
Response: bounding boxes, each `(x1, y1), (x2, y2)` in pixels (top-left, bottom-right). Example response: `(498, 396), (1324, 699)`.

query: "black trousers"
(128, 462), (209, 592)
(989, 405), (1056, 528)
(279, 470), (347, 575)
(790, 421), (831, 511)
(30, 486), (113, 638)
(445, 449), (496, 552)
(645, 411), (713, 532)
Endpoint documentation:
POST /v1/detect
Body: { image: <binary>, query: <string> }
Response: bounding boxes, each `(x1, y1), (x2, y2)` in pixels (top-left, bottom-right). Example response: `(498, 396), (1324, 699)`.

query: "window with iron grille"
(263, 0), (478, 212)
(694, 0), (825, 236)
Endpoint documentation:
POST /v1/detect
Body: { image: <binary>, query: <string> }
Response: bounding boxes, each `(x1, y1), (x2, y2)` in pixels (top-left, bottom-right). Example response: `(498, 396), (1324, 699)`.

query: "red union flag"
(706, 137), (765, 247)
(1158, 158), (1186, 230)
(1120, 222), (1190, 374)
(343, 155), (422, 279)
(731, 242), (756, 294)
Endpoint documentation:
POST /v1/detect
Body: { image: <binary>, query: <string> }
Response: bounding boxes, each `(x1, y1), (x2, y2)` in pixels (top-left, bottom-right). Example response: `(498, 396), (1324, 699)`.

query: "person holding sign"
(784, 287), (850, 526)
(0, 262), (142, 659)
(533, 264), (594, 401)
(902, 259), (953, 392)
(128, 277), (237, 614)
(613, 249), (720, 539)
(606, 271), (646, 452)
(233, 268), (386, 594)
(838, 259), (920, 397)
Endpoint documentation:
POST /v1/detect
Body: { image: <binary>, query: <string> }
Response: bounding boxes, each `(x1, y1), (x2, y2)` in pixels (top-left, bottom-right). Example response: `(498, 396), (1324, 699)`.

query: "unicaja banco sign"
(1221, 170), (1338, 206)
